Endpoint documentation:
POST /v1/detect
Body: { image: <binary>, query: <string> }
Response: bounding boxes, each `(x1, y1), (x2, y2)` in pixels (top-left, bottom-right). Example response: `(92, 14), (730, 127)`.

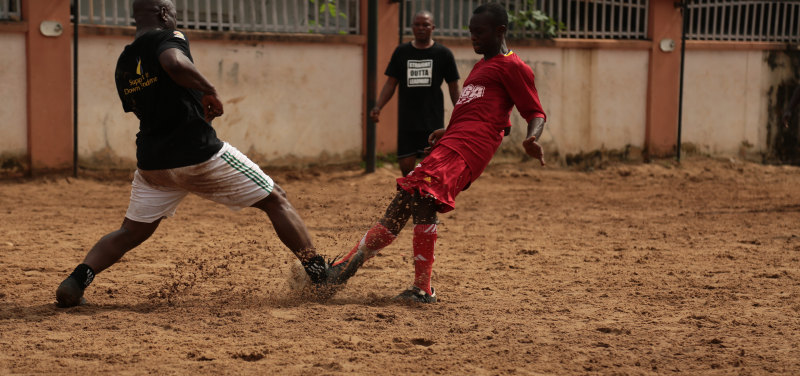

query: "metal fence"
(0, 0), (21, 21)
(402, 0), (649, 40)
(74, 0), (359, 34)
(686, 0), (800, 43)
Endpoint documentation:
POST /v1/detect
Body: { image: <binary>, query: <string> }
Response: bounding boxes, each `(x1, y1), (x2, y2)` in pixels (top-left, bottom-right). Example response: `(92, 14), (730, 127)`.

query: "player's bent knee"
(270, 184), (288, 199)
(120, 218), (159, 245)
(254, 184), (291, 212)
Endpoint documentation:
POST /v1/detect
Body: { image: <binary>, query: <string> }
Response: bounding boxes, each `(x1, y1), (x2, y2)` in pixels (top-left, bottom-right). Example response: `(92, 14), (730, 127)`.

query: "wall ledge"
(424, 37), (799, 52)
(0, 21), (27, 33)
(78, 24), (365, 45)
(431, 36), (651, 50)
(686, 40), (798, 51)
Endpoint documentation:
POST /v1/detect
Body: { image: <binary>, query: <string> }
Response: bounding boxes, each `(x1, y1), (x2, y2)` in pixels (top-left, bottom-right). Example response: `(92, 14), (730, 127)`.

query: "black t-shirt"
(115, 29), (223, 170)
(385, 42), (460, 132)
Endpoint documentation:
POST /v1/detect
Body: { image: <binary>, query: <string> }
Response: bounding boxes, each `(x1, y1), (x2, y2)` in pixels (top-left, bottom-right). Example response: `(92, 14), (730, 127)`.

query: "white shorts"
(125, 142), (274, 223)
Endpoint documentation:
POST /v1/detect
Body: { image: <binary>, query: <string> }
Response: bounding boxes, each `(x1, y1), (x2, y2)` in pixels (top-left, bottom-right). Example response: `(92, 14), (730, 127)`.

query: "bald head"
(415, 10), (433, 21)
(132, 0), (177, 33)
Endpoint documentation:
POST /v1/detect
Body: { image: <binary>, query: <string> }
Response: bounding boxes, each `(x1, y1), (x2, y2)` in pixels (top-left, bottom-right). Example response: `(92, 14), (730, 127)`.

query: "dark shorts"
(396, 146), (473, 213)
(397, 129), (439, 159)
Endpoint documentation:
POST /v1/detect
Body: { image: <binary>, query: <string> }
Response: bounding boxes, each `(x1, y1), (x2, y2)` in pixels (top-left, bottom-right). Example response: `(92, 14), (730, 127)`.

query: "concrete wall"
(448, 45), (649, 161)
(78, 35), (364, 168)
(0, 33), (28, 158)
(682, 49), (795, 157)
(2, 26), (797, 172)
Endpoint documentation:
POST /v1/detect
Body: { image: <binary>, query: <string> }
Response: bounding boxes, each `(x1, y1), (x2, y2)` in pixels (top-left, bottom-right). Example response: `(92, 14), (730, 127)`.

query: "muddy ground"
(1, 157), (799, 375)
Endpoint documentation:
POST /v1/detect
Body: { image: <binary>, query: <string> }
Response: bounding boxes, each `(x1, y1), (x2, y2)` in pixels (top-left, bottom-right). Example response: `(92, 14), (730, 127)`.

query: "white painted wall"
(0, 33), (27, 156)
(682, 49), (791, 156)
(77, 35), (364, 167)
(78, 36), (138, 165)
(448, 46), (649, 160)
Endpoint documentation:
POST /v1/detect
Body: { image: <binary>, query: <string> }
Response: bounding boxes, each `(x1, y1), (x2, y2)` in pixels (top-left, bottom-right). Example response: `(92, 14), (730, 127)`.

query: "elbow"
(160, 59), (182, 77)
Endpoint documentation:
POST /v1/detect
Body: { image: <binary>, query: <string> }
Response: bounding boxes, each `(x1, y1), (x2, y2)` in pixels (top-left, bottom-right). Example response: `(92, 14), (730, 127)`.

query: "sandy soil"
(1, 157), (799, 375)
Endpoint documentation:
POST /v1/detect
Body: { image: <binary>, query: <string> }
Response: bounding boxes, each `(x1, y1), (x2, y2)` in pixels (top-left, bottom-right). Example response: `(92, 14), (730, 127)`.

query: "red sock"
(413, 224), (437, 295)
(333, 223), (396, 266)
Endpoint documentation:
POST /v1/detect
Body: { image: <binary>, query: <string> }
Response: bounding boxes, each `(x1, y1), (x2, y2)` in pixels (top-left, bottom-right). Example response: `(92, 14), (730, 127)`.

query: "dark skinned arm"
(158, 48), (223, 122)
(369, 76), (399, 123)
(522, 117), (546, 166)
(447, 80), (460, 106)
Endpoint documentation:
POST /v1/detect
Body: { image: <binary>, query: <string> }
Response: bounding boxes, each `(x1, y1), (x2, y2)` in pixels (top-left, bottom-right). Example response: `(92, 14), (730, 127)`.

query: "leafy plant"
(308, 0), (348, 34)
(508, 0), (565, 39)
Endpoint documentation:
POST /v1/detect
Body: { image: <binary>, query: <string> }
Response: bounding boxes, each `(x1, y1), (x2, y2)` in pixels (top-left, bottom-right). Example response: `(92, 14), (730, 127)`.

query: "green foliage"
(308, 0), (348, 33)
(359, 153), (398, 170)
(508, 0), (565, 39)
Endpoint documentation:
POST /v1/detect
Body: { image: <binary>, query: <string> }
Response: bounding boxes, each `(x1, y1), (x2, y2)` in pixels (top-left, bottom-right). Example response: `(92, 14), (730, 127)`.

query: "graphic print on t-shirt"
(122, 57), (158, 96)
(407, 59), (433, 87)
(456, 84), (485, 105)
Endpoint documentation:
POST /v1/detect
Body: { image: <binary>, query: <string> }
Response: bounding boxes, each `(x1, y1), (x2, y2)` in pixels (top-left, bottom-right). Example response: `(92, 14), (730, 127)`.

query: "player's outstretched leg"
(327, 190), (413, 285)
(56, 218), (160, 307)
(251, 184), (333, 293)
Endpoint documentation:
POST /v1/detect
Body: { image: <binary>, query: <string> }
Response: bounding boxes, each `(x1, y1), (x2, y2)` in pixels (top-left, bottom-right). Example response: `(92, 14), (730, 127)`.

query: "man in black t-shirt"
(55, 0), (334, 308)
(370, 10), (460, 177)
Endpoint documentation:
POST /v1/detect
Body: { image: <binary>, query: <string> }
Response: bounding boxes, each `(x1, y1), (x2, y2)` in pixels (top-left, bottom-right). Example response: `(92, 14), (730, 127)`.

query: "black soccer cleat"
(301, 251), (367, 300)
(393, 286), (437, 303)
(301, 254), (346, 300)
(55, 277), (87, 308)
(301, 255), (330, 285)
(326, 248), (366, 285)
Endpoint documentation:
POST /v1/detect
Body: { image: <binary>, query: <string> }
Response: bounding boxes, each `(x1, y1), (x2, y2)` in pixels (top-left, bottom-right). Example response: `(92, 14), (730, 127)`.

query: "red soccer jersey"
(438, 51), (546, 177)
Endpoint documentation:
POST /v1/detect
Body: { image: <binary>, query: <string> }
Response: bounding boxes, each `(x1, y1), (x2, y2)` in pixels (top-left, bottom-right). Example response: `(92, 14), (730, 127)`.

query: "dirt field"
(1, 157), (799, 375)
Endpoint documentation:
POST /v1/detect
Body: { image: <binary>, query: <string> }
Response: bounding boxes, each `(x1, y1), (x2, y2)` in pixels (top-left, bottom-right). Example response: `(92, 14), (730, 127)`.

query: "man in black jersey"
(55, 0), (331, 307)
(369, 10), (461, 177)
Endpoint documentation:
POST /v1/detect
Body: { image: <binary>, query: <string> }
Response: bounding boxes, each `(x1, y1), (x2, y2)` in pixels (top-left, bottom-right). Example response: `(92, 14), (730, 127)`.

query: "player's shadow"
(0, 300), (169, 322)
(0, 290), (416, 321)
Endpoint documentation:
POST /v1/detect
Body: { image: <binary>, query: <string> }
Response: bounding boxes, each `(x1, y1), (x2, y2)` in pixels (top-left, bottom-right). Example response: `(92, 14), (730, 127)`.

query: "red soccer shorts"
(396, 145), (473, 213)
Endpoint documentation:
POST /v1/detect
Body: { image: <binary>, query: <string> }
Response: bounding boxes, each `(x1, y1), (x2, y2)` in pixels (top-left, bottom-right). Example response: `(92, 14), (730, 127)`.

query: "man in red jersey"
(327, 3), (546, 303)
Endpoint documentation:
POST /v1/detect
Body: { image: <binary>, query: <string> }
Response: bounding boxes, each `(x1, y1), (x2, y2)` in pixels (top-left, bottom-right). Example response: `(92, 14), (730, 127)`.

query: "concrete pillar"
(376, 3), (400, 155)
(362, 0), (399, 156)
(23, 0), (73, 173)
(645, 0), (683, 158)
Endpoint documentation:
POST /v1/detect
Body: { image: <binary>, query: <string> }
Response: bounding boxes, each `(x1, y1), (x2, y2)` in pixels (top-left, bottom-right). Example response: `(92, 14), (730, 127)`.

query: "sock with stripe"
(412, 224), (437, 296)
(333, 223), (396, 266)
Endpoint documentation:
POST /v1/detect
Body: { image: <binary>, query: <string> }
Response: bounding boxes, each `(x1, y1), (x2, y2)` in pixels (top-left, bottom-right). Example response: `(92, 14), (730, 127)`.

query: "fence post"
(366, 0), (377, 173)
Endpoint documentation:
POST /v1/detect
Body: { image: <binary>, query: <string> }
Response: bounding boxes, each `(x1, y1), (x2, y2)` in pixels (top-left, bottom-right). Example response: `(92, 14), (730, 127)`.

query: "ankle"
(68, 263), (95, 290)
(301, 255), (327, 284)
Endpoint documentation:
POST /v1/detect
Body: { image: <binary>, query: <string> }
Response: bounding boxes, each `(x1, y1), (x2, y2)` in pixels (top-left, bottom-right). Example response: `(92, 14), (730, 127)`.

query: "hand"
(369, 106), (381, 123)
(783, 110), (792, 128)
(202, 93), (224, 122)
(424, 128), (446, 154)
(523, 136), (545, 166)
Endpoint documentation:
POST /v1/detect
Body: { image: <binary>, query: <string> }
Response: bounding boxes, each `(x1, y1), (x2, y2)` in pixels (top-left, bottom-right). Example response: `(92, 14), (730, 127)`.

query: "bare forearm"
(375, 78), (398, 110)
(527, 117), (545, 140)
(447, 81), (460, 106)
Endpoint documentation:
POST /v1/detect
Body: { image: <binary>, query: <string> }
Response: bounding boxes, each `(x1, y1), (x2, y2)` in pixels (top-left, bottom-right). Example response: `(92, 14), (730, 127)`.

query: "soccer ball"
(286, 260), (311, 291)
